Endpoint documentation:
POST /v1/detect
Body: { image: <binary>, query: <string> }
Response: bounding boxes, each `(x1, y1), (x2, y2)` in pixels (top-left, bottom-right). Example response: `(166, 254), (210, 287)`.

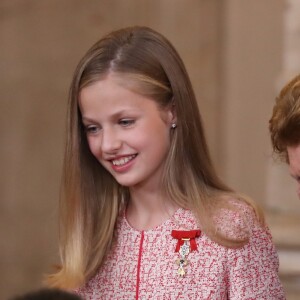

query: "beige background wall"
(220, 0), (284, 202)
(0, 0), (298, 299)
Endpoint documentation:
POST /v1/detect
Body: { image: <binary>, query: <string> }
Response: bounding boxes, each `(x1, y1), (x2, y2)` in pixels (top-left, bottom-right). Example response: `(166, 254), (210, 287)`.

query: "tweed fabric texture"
(77, 202), (285, 299)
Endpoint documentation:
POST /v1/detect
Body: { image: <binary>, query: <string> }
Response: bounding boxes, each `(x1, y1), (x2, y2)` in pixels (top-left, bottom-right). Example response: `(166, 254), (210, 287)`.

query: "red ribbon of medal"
(171, 230), (201, 252)
(171, 229), (201, 276)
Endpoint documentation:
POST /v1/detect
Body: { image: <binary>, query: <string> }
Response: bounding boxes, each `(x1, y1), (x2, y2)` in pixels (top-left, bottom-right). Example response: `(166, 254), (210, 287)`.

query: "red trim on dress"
(136, 231), (144, 300)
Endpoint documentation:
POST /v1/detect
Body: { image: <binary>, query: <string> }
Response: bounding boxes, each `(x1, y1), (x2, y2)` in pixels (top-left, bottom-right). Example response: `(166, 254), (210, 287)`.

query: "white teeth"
(112, 155), (135, 166)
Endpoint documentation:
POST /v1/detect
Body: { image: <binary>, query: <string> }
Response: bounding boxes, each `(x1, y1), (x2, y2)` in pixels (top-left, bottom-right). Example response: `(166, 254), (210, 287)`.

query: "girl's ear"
(167, 103), (177, 126)
(162, 100), (177, 126)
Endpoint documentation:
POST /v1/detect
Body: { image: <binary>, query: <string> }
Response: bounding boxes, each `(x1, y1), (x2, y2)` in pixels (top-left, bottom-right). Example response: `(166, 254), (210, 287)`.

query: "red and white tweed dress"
(77, 202), (285, 299)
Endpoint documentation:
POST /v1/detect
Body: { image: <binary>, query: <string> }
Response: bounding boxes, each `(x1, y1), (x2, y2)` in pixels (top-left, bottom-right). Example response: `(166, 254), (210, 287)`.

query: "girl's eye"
(119, 119), (135, 127)
(85, 125), (100, 134)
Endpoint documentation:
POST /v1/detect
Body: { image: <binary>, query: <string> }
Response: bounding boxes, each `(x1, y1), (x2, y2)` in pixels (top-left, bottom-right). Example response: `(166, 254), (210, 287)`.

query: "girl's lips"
(110, 154), (137, 172)
(111, 154), (137, 166)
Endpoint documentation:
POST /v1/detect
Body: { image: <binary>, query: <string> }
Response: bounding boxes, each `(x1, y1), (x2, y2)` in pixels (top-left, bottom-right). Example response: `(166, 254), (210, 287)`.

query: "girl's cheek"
(88, 139), (101, 158)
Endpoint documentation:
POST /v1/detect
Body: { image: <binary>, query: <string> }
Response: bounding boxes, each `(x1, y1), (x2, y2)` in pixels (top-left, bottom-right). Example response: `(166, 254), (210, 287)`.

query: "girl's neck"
(126, 187), (179, 231)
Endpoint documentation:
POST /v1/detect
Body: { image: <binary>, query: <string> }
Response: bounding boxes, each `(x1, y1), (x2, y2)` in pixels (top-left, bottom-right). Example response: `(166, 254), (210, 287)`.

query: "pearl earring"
(171, 123), (177, 129)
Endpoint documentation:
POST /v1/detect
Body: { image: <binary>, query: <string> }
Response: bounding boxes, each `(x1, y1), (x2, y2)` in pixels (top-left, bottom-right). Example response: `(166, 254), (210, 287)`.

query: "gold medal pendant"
(171, 230), (201, 277)
(176, 259), (188, 276)
(176, 238), (190, 277)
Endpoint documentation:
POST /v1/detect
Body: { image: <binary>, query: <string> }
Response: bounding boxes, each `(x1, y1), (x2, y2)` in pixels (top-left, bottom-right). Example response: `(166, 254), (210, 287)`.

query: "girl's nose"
(100, 128), (122, 153)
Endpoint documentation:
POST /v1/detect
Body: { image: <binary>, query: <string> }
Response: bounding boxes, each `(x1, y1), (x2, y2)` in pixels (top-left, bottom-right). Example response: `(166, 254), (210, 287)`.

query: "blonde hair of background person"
(47, 26), (285, 299)
(269, 74), (300, 197)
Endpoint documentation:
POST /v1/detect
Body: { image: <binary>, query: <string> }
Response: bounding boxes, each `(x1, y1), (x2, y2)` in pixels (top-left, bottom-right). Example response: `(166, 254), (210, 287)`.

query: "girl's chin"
(112, 175), (141, 188)
(114, 179), (138, 188)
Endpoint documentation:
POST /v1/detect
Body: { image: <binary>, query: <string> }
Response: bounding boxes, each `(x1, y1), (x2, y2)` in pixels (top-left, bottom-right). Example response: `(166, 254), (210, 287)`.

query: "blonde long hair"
(48, 26), (263, 288)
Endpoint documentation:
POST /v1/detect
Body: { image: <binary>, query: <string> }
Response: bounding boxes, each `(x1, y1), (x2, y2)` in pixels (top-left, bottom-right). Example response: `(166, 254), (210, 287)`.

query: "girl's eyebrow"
(82, 109), (141, 123)
(81, 116), (98, 123)
(110, 109), (140, 117)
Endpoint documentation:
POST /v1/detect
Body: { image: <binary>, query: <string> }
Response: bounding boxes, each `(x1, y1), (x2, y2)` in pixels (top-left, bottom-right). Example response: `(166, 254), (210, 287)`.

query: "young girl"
(48, 26), (285, 299)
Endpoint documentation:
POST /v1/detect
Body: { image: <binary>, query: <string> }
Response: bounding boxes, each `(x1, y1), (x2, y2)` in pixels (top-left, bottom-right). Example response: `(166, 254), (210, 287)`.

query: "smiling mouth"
(111, 154), (137, 166)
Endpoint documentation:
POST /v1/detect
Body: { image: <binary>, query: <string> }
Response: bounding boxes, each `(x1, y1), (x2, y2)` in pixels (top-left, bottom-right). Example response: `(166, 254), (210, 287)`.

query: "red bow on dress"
(171, 230), (201, 252)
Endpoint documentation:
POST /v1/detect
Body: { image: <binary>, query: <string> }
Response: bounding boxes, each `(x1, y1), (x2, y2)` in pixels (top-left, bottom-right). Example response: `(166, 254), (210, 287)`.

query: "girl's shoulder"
(213, 195), (265, 242)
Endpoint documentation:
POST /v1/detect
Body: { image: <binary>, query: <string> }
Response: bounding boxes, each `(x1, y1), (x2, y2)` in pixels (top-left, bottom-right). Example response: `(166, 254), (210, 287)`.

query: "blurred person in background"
(269, 74), (300, 198)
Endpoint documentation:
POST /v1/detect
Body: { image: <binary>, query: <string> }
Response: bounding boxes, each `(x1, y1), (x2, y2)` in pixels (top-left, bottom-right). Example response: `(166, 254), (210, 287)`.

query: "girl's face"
(79, 75), (175, 190)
